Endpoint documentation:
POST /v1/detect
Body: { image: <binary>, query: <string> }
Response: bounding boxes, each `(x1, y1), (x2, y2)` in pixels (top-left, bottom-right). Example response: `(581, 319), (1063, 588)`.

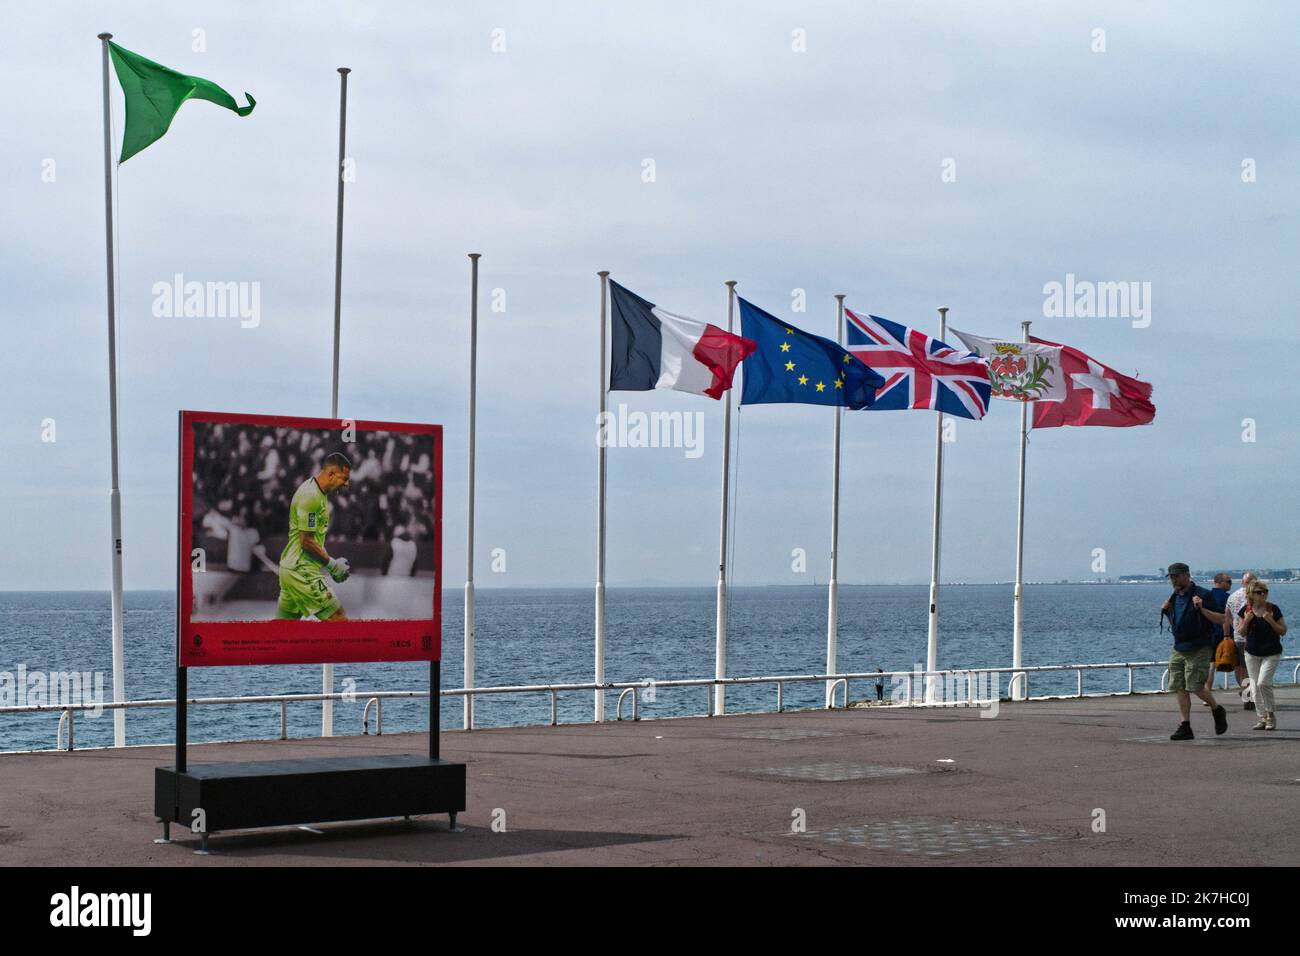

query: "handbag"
(1214, 635), (1238, 672)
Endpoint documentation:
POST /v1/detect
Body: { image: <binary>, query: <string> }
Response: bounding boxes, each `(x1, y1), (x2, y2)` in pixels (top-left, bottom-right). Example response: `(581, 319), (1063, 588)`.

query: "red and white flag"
(1029, 336), (1155, 428)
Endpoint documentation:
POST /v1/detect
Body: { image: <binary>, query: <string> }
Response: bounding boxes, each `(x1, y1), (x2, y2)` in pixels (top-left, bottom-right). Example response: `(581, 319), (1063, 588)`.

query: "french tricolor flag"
(609, 280), (756, 400)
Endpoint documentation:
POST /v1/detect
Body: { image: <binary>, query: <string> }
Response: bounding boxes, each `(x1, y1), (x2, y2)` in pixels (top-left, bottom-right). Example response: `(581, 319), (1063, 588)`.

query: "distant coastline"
(5, 573), (1300, 595)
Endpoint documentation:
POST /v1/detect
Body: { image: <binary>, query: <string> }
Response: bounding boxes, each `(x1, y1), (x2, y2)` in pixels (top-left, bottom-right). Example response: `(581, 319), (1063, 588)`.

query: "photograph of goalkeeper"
(277, 452), (354, 621)
(190, 419), (437, 622)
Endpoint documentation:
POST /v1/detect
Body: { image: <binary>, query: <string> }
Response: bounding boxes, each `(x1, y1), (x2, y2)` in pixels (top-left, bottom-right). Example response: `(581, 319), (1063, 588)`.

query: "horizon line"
(10, 577), (1295, 595)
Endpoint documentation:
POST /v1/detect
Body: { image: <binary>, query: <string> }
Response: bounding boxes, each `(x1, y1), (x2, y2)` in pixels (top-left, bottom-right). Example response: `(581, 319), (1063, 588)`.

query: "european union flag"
(739, 298), (884, 409)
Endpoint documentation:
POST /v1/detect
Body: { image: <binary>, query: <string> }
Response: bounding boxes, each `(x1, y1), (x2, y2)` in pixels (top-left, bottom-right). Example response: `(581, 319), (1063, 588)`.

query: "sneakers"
(1212, 705), (1228, 735)
(1264, 714), (1276, 731)
(1244, 701), (1256, 712)
(1253, 718), (1267, 730)
(1170, 722), (1194, 740)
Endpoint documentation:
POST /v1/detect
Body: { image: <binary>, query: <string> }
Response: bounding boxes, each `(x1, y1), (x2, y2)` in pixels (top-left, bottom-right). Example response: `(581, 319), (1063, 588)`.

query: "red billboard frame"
(178, 410), (442, 667)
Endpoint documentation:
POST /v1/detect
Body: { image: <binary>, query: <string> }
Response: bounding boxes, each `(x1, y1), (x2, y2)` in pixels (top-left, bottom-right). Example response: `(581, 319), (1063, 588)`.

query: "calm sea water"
(2, 583), (1294, 752)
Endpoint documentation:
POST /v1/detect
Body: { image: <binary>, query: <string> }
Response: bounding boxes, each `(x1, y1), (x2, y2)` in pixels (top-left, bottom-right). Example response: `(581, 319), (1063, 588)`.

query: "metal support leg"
(196, 832), (210, 855)
(154, 820), (172, 844)
(449, 811), (458, 831)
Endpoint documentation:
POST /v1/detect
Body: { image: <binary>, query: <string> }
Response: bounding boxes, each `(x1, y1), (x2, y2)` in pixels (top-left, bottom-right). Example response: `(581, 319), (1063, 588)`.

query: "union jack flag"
(844, 310), (991, 420)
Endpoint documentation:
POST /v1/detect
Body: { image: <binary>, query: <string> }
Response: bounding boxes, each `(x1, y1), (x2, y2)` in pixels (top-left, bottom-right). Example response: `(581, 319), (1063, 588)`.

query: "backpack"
(1161, 584), (1216, 644)
(1214, 635), (1238, 672)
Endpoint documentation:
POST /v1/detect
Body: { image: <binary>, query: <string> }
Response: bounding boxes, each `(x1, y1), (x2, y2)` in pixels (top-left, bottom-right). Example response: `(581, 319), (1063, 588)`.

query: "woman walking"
(1237, 580), (1287, 730)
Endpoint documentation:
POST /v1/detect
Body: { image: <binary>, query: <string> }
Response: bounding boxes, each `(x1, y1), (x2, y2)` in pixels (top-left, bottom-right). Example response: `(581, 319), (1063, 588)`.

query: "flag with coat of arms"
(950, 330), (1066, 402)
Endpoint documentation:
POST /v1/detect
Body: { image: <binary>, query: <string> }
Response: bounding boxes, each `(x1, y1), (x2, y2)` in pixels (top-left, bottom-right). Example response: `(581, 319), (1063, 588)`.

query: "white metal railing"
(8, 655), (1298, 753)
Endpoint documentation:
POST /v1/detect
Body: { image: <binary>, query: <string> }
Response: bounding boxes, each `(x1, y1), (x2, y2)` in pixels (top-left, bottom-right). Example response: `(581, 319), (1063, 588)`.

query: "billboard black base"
(154, 754), (466, 851)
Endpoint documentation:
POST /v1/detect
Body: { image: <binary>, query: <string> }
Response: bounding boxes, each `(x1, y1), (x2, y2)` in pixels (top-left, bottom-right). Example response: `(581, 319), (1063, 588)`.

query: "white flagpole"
(825, 293), (845, 707)
(1011, 318), (1031, 700)
(464, 253), (481, 730)
(322, 66), (350, 737)
(98, 32), (127, 748)
(714, 281), (737, 715)
(925, 306), (948, 704)
(595, 271), (609, 722)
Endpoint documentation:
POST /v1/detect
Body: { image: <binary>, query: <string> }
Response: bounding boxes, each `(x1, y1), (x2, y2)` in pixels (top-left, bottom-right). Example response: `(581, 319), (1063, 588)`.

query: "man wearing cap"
(1160, 562), (1227, 740)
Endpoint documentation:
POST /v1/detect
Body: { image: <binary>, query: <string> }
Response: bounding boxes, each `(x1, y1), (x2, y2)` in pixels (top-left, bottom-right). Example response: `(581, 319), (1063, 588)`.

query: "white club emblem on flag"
(950, 330), (1066, 402)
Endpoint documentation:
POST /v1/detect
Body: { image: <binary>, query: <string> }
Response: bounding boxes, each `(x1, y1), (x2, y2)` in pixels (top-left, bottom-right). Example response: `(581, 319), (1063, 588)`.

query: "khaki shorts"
(1169, 646), (1212, 692)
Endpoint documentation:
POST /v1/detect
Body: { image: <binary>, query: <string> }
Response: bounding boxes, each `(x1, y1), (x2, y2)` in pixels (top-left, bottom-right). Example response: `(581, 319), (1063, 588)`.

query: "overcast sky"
(2, 1), (1297, 590)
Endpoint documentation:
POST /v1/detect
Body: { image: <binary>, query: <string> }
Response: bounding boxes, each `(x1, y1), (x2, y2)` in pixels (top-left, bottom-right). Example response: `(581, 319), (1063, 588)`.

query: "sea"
(2, 583), (1295, 753)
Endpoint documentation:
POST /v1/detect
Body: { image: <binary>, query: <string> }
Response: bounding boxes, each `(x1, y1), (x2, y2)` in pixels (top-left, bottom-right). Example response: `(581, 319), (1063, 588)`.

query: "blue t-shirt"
(1210, 588), (1229, 614)
(1172, 591), (1191, 632)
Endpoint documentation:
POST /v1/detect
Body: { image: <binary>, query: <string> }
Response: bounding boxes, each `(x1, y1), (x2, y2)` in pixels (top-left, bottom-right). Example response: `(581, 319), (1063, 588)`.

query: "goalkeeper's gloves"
(326, 556), (351, 583)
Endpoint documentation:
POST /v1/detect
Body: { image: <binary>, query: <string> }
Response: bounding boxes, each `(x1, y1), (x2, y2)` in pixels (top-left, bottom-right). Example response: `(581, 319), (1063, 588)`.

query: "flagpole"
(1011, 318), (1031, 700)
(714, 281), (737, 715)
(825, 293), (845, 707)
(595, 271), (610, 722)
(98, 32), (127, 748)
(330, 66), (350, 412)
(322, 65), (350, 737)
(464, 253), (480, 730)
(925, 306), (948, 704)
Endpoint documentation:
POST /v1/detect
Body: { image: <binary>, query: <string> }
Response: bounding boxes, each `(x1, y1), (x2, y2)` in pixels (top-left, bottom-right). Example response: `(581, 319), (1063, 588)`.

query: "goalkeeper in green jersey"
(276, 452), (353, 621)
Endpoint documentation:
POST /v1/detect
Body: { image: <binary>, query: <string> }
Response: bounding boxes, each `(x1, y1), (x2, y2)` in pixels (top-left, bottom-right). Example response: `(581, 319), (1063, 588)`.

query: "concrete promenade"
(1, 688), (1295, 866)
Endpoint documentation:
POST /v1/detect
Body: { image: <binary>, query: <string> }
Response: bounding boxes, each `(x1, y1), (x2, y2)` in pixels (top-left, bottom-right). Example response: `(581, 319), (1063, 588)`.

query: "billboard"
(179, 411), (442, 667)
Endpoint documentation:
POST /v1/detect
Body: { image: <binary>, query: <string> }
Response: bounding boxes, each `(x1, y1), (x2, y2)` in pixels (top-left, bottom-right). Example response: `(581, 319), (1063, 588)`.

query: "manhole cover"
(798, 820), (1060, 857)
(748, 763), (918, 782)
(728, 729), (846, 741)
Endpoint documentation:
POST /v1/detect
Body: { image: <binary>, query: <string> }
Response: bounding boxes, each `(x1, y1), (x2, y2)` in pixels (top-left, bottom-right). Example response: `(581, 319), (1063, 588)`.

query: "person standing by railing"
(1237, 580), (1286, 731)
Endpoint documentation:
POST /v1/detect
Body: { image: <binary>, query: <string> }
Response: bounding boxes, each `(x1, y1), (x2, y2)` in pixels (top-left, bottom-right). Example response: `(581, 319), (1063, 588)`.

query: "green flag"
(108, 41), (255, 163)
